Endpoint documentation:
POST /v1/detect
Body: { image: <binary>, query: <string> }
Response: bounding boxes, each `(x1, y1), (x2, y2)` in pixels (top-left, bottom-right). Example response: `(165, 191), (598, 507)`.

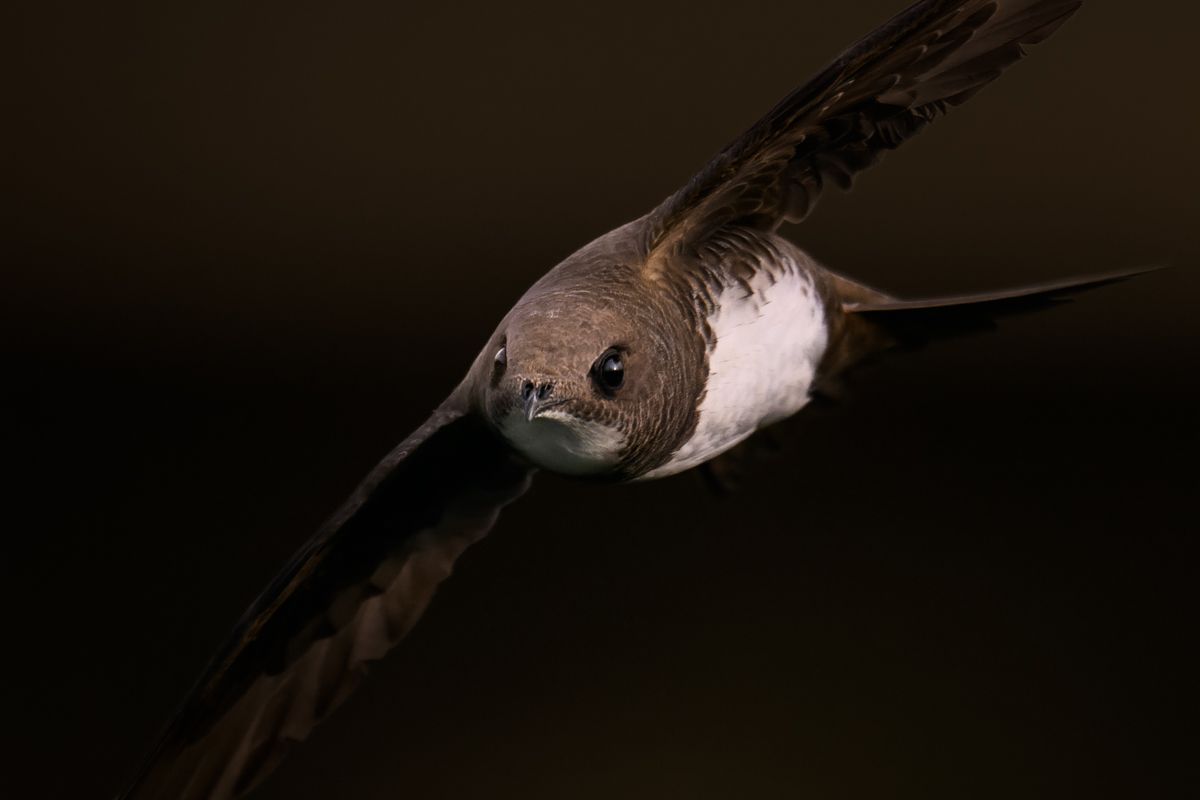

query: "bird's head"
(473, 262), (705, 480)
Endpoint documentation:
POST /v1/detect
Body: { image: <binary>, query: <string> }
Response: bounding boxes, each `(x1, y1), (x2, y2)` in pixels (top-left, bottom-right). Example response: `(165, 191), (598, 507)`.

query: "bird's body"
(119, 2), (1158, 798)
(645, 237), (829, 479)
(490, 223), (834, 480)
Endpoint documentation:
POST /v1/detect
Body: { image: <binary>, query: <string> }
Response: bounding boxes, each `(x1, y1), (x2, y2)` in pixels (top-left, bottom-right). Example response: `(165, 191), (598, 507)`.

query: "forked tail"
(819, 266), (1161, 382)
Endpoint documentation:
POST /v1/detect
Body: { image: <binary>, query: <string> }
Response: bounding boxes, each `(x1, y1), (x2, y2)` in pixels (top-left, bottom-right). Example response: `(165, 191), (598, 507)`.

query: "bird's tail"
(702, 264), (1158, 492)
(818, 265), (1161, 383)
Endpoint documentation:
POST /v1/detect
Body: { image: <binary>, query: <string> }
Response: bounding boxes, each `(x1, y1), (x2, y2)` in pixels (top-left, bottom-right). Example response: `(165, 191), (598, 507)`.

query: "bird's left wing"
(644, 0), (1082, 259)
(120, 395), (533, 800)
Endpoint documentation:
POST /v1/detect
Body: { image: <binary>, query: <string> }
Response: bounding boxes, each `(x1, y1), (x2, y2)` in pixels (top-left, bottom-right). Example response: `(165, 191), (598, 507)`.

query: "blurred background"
(3, 1), (1197, 797)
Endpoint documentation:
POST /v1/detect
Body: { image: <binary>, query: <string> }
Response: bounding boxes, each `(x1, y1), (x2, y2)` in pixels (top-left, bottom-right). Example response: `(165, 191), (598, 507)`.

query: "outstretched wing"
(645, 0), (1081, 255)
(121, 397), (533, 800)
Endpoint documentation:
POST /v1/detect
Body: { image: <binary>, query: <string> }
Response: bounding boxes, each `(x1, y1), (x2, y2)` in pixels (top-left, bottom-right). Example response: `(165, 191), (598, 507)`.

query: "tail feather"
(845, 265), (1159, 316)
(818, 265), (1161, 382)
(706, 264), (1158, 493)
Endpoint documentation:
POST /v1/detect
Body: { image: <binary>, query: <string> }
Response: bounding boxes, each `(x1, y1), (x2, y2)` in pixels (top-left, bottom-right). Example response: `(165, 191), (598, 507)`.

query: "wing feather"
(120, 400), (532, 799)
(645, 0), (1082, 256)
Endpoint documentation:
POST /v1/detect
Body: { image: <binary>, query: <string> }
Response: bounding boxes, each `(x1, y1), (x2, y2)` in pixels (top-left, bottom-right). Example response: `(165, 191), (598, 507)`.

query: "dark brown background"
(3, 1), (1197, 798)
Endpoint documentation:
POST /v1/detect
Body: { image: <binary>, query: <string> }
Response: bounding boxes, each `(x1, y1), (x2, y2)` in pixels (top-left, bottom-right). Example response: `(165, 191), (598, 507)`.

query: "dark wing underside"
(121, 399), (532, 800)
(645, 0), (1081, 255)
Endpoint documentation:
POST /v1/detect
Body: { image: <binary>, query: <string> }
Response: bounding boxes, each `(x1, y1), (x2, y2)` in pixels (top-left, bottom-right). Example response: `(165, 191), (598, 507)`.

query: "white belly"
(642, 266), (828, 479)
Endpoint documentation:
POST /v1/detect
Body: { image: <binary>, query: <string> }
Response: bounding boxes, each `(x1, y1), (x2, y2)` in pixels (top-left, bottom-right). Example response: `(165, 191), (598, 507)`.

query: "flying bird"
(121, 1), (1148, 797)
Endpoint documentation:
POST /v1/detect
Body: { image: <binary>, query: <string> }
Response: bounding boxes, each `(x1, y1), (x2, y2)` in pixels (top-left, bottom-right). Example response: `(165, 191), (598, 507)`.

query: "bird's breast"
(499, 408), (626, 477)
(642, 262), (828, 479)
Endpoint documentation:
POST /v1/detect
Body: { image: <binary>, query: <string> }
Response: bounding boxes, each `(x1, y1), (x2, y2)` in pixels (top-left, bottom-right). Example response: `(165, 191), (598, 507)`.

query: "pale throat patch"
(499, 408), (626, 476)
(642, 265), (828, 479)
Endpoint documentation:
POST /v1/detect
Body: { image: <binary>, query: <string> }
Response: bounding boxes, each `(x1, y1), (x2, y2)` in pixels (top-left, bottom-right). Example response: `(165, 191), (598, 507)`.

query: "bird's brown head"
(472, 249), (705, 480)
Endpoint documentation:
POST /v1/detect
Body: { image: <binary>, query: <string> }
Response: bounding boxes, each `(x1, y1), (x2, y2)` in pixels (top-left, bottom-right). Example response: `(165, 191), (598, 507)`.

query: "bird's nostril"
(522, 381), (535, 400)
(537, 383), (553, 400)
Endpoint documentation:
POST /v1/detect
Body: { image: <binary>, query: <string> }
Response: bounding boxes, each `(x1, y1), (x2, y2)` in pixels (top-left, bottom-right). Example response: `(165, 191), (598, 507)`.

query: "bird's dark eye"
(593, 349), (624, 394)
(494, 346), (507, 371)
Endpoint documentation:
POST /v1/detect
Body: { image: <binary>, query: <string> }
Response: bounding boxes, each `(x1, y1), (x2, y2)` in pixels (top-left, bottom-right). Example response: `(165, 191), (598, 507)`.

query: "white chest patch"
(642, 266), (828, 479)
(500, 409), (625, 476)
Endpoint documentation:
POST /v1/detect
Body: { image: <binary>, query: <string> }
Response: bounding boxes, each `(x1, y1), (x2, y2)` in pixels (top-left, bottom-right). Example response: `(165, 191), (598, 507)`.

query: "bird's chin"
(498, 408), (625, 476)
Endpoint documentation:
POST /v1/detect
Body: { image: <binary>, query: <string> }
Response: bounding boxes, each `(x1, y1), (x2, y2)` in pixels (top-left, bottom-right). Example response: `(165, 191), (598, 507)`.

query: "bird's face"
(484, 294), (636, 478)
(477, 280), (704, 479)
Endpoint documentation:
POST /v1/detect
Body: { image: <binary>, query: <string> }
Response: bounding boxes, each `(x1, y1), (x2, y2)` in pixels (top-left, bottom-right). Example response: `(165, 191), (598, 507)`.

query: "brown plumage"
(121, 2), (1157, 797)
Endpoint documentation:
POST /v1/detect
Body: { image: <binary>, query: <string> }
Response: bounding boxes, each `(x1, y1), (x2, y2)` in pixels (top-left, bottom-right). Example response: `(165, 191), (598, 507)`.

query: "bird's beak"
(521, 384), (563, 422)
(523, 391), (543, 422)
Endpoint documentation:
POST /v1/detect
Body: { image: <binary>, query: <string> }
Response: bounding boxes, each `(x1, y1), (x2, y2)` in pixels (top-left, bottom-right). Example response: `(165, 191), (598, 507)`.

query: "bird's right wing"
(121, 395), (533, 800)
